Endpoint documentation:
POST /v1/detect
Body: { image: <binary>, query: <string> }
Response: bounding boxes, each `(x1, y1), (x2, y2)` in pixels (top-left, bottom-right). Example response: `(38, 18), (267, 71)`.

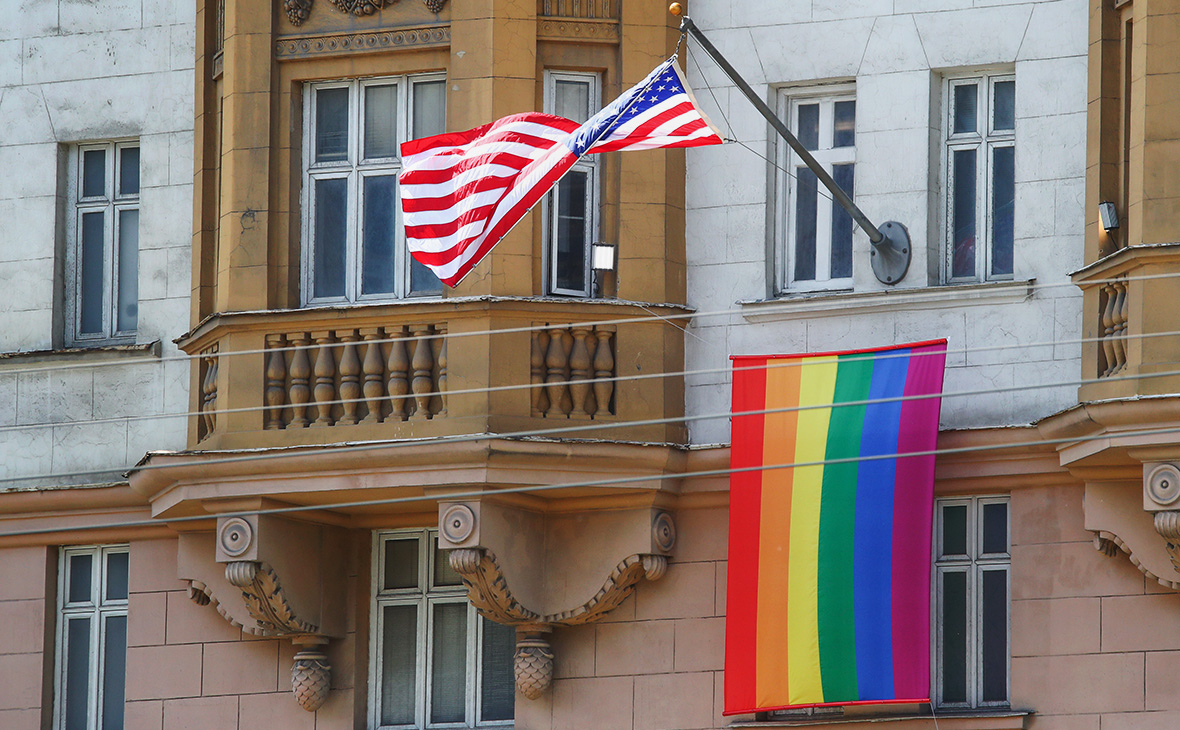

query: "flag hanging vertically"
(724, 341), (948, 715)
(399, 56), (723, 287)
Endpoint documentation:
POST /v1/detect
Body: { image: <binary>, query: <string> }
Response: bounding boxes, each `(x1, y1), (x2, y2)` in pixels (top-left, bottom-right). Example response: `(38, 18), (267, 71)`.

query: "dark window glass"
(410, 256), (443, 296)
(380, 605), (417, 726)
(119, 147), (140, 196)
(982, 502), (1009, 555)
(315, 87), (350, 163)
(116, 210), (139, 333)
(942, 504), (968, 556)
(833, 100), (855, 148)
(313, 178), (348, 299)
(364, 84), (398, 159)
(953, 84), (978, 134)
(991, 146), (1015, 277)
(64, 618), (91, 730)
(480, 617), (516, 722)
(830, 164), (855, 279)
(797, 103), (819, 150)
(105, 551), (129, 602)
(430, 603), (468, 724)
(69, 553), (94, 603)
(981, 569), (1008, 702)
(433, 537), (463, 588)
(83, 149), (106, 198)
(951, 149), (977, 278)
(79, 212), (106, 335)
(993, 81), (1015, 131)
(102, 614), (128, 729)
(555, 170), (588, 293)
(362, 175), (397, 295)
(383, 538), (420, 591)
(941, 571), (968, 704)
(794, 168), (818, 282)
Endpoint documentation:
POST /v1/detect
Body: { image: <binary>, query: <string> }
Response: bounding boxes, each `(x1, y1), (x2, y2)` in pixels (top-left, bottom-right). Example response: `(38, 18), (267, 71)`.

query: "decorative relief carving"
(1091, 529), (1180, 591)
(329, 0), (397, 16)
(291, 649), (332, 712)
(440, 504), (476, 544)
(514, 632), (555, 700)
(284, 0), (313, 25)
(283, 0), (447, 26)
(186, 580), (248, 631)
(276, 26), (450, 57)
(225, 561), (320, 634)
(1155, 511), (1180, 573)
(536, 18), (620, 43)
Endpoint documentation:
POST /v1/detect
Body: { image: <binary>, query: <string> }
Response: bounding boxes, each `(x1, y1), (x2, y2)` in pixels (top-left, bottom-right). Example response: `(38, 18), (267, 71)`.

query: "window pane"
(981, 569), (1008, 703)
(433, 537), (463, 588)
(79, 211), (106, 335)
(410, 257), (443, 296)
(951, 148), (977, 279)
(941, 504), (968, 557)
(83, 149), (106, 197)
(117, 209), (139, 333)
(364, 84), (398, 159)
(315, 87), (349, 163)
(991, 146), (1015, 277)
(380, 605), (418, 726)
(993, 81), (1015, 131)
(830, 164), (854, 279)
(480, 618), (516, 722)
(413, 80), (447, 139)
(69, 553), (94, 603)
(102, 615), (128, 730)
(106, 550), (130, 602)
(982, 502), (1008, 555)
(833, 100), (855, 148)
(940, 570), (968, 704)
(554, 80), (591, 124)
(64, 617), (91, 730)
(555, 170), (588, 293)
(953, 84), (978, 135)
(362, 175), (397, 295)
(313, 178), (348, 299)
(383, 538), (420, 591)
(430, 602), (468, 725)
(793, 167), (817, 282)
(119, 146), (140, 196)
(797, 103), (819, 150)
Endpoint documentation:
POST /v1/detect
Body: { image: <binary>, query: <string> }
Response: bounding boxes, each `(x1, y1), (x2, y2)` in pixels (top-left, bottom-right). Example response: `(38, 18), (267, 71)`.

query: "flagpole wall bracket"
(870, 221), (912, 285)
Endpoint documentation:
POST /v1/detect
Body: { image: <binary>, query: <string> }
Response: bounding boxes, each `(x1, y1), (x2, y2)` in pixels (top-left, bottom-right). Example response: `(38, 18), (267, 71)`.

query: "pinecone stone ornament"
(513, 635), (554, 700)
(291, 649), (332, 712)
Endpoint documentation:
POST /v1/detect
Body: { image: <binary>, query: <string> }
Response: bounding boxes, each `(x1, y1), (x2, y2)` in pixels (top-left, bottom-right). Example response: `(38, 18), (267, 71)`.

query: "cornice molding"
(536, 17), (620, 44)
(276, 25), (450, 59)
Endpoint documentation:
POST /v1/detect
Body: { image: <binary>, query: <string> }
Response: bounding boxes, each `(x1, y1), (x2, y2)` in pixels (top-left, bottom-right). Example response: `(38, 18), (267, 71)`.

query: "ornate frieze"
(536, 18), (620, 44)
(284, 0), (448, 26)
(276, 26), (450, 58)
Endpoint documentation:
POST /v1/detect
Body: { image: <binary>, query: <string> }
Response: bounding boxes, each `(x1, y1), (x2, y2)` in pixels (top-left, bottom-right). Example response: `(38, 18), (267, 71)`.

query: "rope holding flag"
(399, 56), (723, 287)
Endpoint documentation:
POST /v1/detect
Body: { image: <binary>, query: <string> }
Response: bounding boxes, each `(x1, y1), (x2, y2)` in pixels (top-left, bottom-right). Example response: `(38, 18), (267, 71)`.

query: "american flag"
(399, 57), (723, 287)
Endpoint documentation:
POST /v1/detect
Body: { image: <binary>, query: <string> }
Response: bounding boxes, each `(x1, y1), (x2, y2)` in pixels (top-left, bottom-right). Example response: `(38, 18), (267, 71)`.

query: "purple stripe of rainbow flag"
(724, 341), (947, 715)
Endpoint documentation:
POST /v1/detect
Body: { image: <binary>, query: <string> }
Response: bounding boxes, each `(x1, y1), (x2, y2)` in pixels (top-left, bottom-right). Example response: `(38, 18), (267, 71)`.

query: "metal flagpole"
(669, 3), (913, 285)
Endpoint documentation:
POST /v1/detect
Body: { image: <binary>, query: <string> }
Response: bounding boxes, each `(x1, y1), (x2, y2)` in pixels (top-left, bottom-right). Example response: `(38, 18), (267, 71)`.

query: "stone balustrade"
(1099, 277), (1128, 378)
(538, 0), (614, 18)
(530, 324), (616, 419)
(198, 344), (219, 441)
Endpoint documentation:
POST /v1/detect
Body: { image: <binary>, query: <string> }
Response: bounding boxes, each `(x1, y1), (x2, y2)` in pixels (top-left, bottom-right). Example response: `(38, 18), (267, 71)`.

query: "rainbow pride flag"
(724, 341), (947, 714)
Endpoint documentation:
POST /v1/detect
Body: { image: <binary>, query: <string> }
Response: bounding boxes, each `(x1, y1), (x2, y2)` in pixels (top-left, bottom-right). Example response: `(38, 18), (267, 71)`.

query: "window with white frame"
(55, 545), (129, 730)
(371, 530), (515, 729)
(944, 74), (1015, 282)
(67, 142), (140, 345)
(935, 496), (1010, 709)
(303, 75), (446, 305)
(544, 71), (601, 297)
(776, 87), (856, 292)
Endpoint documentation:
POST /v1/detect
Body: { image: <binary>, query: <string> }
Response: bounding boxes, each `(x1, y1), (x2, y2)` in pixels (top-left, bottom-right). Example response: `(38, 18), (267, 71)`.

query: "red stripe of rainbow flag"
(724, 340), (947, 714)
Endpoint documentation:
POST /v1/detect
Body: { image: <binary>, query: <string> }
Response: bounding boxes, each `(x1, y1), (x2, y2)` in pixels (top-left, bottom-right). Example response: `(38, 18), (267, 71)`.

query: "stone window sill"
(732, 710), (1028, 729)
(739, 280), (1036, 323)
(0, 341), (161, 371)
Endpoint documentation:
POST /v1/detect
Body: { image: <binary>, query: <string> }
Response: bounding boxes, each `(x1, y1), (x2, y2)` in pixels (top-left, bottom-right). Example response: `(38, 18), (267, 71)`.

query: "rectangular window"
(303, 75), (446, 305)
(544, 71), (601, 297)
(67, 142), (140, 345)
(944, 74), (1015, 283)
(371, 530), (515, 729)
(776, 87), (856, 292)
(55, 546), (129, 730)
(935, 496), (1010, 709)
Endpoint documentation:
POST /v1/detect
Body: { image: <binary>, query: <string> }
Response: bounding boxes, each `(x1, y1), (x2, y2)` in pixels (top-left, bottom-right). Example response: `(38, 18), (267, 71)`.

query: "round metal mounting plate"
(869, 221), (912, 285)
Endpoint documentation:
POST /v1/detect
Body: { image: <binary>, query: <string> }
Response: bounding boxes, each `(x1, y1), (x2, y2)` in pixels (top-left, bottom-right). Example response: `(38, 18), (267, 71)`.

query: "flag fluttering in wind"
(725, 341), (947, 715)
(399, 56), (723, 287)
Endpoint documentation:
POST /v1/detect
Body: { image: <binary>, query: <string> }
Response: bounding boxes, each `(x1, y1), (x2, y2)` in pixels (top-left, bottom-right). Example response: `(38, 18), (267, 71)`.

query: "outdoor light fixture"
(591, 242), (617, 272)
(1099, 201), (1120, 232)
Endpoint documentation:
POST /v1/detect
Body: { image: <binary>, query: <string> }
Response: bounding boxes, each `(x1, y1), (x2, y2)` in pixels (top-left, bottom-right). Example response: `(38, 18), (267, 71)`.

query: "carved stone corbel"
(1154, 511), (1180, 572)
(225, 560), (320, 634)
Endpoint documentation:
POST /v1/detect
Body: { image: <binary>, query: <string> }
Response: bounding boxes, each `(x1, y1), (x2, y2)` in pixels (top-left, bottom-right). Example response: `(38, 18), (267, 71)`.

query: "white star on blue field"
(566, 62), (684, 155)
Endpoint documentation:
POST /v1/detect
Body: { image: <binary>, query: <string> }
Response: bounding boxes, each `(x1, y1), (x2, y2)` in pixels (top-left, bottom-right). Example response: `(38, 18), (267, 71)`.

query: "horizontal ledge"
(738, 280), (1036, 323)
(732, 710), (1028, 729)
(0, 340), (161, 371)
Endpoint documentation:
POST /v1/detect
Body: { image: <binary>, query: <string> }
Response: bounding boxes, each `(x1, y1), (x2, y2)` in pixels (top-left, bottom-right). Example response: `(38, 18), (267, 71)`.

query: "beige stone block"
(715, 561), (727, 616)
(514, 686), (553, 730)
(551, 624), (596, 679)
(595, 621), (673, 677)
(0, 709), (39, 730)
(126, 644), (203, 701)
(0, 546), (49, 601)
(0, 600), (44, 655)
(1010, 598), (1100, 657)
(672, 508), (727, 563)
(673, 617), (724, 673)
(308, 687), (354, 730)
(1102, 593), (1180, 651)
(327, 632), (355, 691)
(1011, 541), (1144, 600)
(162, 695), (238, 730)
(633, 672), (714, 730)
(552, 676), (633, 730)
(202, 639), (279, 695)
(1146, 651), (1180, 711)
(1025, 715), (1099, 730)
(239, 691), (315, 729)
(129, 540), (182, 594)
(1010, 484), (1089, 546)
(1100, 711), (1180, 730)
(1011, 653), (1142, 715)
(128, 592), (168, 647)
(635, 561), (716, 620)
(164, 590), (241, 645)
(124, 700), (163, 730)
(0, 653), (43, 710)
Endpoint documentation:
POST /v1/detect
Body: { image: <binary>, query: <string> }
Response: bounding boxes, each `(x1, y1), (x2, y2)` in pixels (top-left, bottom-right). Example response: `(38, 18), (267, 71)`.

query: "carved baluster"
(201, 349), (219, 436)
(360, 328), (385, 424)
(593, 329), (615, 417)
(287, 334), (312, 428)
(337, 330), (362, 425)
(410, 327), (435, 421)
(1112, 281), (1128, 373)
(545, 326), (570, 417)
(310, 331), (336, 427)
(568, 327), (593, 417)
(583, 332), (598, 417)
(1101, 284), (1118, 377)
(264, 335), (287, 430)
(573, 0), (580, 17)
(386, 327), (411, 422)
(530, 329), (546, 416)
(437, 335), (448, 417)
